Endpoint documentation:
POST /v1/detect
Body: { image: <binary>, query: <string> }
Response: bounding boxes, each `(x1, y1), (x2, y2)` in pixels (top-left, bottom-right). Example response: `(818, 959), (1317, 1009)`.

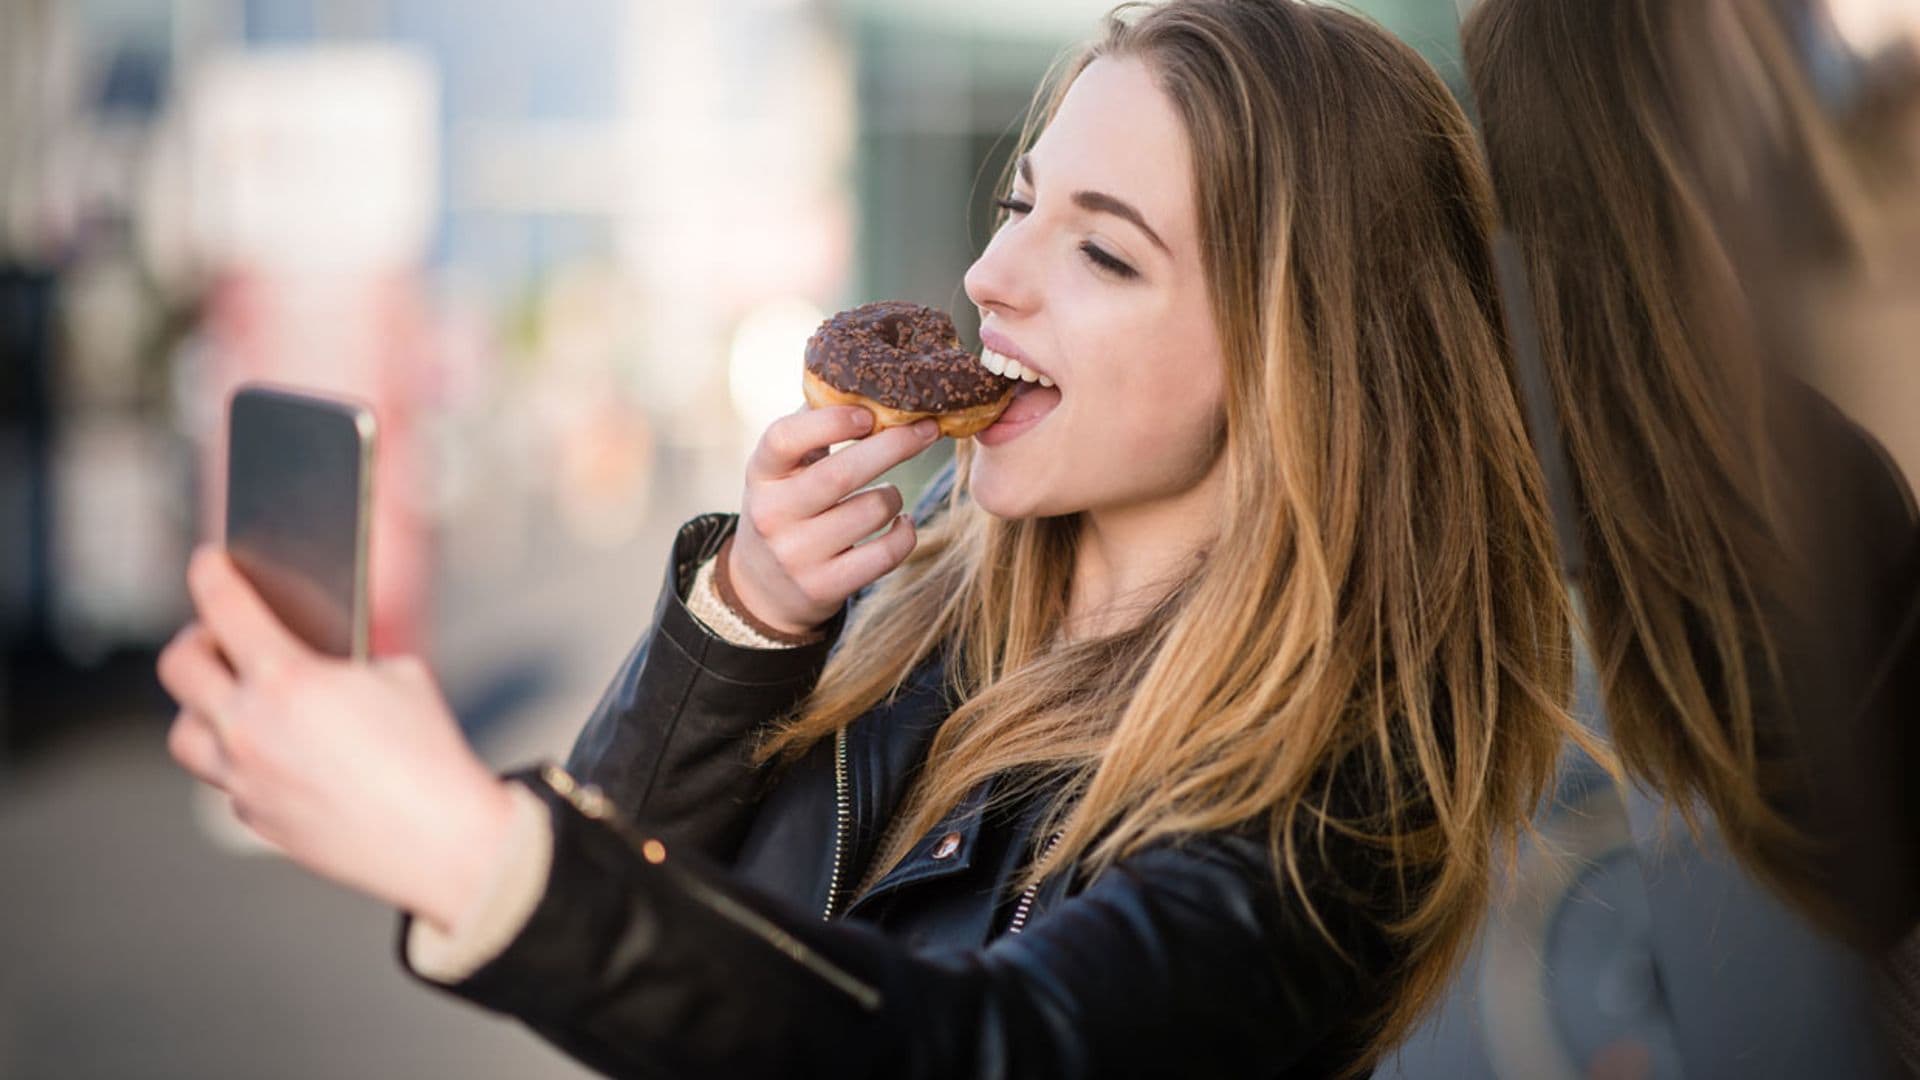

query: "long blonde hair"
(757, 0), (1575, 1059)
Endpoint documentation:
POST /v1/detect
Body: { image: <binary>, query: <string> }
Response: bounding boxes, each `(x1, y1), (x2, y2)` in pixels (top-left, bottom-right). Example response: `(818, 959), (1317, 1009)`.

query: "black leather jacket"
(399, 491), (1405, 1078)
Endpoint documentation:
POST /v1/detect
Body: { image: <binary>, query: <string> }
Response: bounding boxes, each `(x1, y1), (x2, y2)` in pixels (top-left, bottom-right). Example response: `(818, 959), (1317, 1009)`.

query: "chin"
(966, 452), (1049, 521)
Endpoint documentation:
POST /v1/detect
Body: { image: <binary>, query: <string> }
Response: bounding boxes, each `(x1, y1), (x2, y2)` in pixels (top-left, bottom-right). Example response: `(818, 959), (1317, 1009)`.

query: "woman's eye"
(1080, 242), (1138, 280)
(991, 194), (1136, 280)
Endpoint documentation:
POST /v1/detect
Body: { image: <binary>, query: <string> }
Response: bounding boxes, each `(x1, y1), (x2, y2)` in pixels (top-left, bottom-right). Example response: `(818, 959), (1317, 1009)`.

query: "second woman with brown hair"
(1463, 0), (1920, 947)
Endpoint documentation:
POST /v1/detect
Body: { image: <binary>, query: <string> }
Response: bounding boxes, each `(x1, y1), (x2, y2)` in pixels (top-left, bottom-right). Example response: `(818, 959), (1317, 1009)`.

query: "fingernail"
(914, 419), (939, 440)
(850, 409), (874, 433)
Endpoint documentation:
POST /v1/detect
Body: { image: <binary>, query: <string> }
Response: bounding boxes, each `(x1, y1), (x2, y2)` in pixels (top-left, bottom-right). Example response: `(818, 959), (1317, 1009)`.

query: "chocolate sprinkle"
(805, 301), (1016, 411)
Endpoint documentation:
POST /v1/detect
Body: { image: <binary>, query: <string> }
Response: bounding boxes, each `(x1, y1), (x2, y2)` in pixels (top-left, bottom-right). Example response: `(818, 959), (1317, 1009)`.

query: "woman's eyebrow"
(1018, 154), (1170, 256)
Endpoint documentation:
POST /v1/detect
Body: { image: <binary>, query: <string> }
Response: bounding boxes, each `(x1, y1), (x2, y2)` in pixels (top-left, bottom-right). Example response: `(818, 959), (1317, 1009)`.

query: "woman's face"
(963, 55), (1227, 521)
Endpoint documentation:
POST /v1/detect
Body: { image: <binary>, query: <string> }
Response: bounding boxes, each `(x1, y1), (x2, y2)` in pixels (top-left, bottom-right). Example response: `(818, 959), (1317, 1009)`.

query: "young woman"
(158, 2), (1576, 1075)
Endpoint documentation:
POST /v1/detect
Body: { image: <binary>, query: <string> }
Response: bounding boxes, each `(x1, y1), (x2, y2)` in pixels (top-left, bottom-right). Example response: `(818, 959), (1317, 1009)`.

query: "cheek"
(1091, 387), (1221, 475)
(1055, 335), (1224, 488)
(1071, 322), (1223, 446)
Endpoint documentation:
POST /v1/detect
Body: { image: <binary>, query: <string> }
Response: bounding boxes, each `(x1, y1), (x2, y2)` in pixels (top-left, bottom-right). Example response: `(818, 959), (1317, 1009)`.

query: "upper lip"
(978, 327), (1054, 384)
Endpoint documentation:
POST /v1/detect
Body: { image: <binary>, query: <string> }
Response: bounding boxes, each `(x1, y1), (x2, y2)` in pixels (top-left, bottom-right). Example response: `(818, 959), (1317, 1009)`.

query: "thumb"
(187, 547), (312, 680)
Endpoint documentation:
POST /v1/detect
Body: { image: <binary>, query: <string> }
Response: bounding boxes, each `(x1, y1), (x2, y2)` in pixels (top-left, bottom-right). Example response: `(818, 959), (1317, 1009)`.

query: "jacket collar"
(842, 775), (997, 918)
(842, 652), (955, 880)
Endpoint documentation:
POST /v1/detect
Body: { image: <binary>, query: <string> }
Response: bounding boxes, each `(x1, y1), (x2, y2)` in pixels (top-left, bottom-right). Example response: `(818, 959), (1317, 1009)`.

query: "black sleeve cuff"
(652, 512), (849, 688)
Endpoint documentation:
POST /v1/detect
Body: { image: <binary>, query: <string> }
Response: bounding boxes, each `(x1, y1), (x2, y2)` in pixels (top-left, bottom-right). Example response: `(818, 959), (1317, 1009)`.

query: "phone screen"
(224, 385), (375, 660)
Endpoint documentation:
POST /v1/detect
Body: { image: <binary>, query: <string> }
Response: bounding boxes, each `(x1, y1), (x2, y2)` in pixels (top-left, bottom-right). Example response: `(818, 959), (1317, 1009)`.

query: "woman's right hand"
(727, 406), (942, 636)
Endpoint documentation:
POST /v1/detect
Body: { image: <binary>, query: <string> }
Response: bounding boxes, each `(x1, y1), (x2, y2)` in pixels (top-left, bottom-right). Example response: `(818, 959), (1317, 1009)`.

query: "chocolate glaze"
(805, 301), (1015, 411)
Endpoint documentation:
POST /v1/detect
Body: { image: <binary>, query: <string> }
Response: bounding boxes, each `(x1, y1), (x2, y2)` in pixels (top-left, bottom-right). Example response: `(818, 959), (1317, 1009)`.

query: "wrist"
(415, 775), (518, 935)
(717, 534), (828, 643)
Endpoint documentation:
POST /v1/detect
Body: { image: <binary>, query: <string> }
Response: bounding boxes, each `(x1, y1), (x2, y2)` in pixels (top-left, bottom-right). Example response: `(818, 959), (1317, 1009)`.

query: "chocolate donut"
(802, 301), (1016, 437)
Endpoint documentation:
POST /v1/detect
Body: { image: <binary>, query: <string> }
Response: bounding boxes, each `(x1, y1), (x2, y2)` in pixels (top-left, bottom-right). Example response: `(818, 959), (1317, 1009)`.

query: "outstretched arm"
(400, 763), (1391, 1080)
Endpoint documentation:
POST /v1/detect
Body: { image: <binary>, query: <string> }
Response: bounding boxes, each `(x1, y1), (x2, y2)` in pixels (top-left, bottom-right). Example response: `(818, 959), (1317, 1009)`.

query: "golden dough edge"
(801, 368), (1014, 439)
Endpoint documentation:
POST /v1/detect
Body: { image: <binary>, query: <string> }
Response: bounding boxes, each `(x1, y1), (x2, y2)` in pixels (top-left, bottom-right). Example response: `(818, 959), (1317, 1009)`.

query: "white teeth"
(982, 346), (1050, 385)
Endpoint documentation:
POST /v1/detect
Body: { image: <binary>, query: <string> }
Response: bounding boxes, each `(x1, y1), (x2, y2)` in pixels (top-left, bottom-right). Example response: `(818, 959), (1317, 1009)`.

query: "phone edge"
(350, 405), (376, 664)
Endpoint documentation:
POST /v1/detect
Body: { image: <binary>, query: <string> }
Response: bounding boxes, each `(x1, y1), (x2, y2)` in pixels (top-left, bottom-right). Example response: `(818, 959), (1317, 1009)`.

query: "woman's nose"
(963, 223), (1035, 319)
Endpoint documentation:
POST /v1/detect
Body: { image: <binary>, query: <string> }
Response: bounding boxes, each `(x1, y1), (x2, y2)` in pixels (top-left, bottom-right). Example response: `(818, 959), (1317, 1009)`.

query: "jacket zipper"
(821, 725), (852, 920)
(1006, 829), (1064, 935)
(823, 726), (1060, 934)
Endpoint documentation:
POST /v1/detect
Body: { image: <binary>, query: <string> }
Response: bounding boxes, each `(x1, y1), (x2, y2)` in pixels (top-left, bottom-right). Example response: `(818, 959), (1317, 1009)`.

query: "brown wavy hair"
(757, 0), (1580, 1061)
(1461, 0), (1878, 923)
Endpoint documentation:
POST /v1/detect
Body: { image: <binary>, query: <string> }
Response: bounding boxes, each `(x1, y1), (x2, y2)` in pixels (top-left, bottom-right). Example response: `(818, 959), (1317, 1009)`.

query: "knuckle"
(792, 574), (831, 609)
(165, 716), (195, 764)
(884, 424), (924, 452)
(851, 539), (892, 575)
(155, 642), (182, 688)
(766, 533), (802, 572)
(812, 444), (853, 480)
(811, 461), (855, 501)
(887, 519), (917, 555)
(221, 722), (254, 768)
(762, 422), (798, 461)
(743, 502), (777, 539)
(864, 487), (900, 521)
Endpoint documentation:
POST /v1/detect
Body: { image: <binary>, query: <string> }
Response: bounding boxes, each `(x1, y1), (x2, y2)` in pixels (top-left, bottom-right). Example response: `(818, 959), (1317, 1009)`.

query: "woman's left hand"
(157, 547), (516, 934)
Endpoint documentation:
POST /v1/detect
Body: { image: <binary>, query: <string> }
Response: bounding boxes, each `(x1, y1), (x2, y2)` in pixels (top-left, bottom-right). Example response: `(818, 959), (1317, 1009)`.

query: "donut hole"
(875, 313), (913, 349)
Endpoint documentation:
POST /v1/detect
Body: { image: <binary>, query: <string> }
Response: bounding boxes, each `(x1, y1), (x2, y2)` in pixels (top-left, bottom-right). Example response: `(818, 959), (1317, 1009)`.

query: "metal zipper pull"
(1006, 829), (1065, 935)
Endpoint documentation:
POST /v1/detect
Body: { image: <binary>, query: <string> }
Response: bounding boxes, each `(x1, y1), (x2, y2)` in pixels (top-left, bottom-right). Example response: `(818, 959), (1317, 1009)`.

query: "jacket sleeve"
(398, 764), (1394, 1080)
(562, 513), (847, 863)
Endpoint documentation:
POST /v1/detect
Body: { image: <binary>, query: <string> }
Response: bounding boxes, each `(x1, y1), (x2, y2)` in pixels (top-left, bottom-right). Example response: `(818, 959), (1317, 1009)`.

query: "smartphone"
(224, 384), (376, 660)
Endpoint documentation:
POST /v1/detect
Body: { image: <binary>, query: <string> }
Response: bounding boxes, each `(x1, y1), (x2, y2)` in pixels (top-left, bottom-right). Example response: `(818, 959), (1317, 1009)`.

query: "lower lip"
(976, 383), (1060, 447)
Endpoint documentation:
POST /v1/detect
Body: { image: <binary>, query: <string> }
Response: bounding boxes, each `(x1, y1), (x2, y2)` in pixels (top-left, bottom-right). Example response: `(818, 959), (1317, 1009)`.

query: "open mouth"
(979, 379), (1060, 445)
